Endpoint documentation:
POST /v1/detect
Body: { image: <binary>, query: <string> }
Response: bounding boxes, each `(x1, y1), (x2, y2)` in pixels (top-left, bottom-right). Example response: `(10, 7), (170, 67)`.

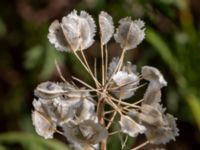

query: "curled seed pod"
(142, 66), (167, 105)
(142, 66), (167, 87)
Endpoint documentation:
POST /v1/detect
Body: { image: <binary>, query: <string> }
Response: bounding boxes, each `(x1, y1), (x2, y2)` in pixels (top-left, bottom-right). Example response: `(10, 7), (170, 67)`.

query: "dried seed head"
(99, 11), (114, 45)
(114, 17), (145, 50)
(35, 10), (179, 149)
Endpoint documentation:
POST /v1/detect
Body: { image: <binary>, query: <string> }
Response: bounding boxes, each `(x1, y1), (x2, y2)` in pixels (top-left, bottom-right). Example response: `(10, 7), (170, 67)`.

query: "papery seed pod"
(79, 11), (96, 49)
(63, 120), (108, 145)
(112, 71), (139, 99)
(32, 98), (59, 123)
(141, 66), (167, 105)
(34, 81), (65, 99)
(119, 115), (146, 137)
(32, 111), (56, 139)
(139, 104), (165, 127)
(142, 66), (167, 87)
(54, 97), (83, 125)
(79, 120), (108, 144)
(76, 98), (96, 122)
(114, 17), (145, 50)
(61, 10), (96, 51)
(61, 10), (80, 51)
(111, 61), (139, 99)
(36, 81), (63, 92)
(122, 61), (138, 74)
(47, 20), (70, 52)
(99, 11), (114, 45)
(145, 114), (179, 144)
(108, 57), (119, 78)
(33, 81), (96, 126)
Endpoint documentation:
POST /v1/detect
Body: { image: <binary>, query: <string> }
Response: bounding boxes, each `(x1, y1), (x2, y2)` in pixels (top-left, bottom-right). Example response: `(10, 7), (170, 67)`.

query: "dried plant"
(32, 10), (179, 150)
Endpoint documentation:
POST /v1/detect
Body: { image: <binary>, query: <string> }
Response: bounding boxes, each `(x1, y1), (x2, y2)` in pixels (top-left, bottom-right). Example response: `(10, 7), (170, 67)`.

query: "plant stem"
(97, 97), (107, 150)
(131, 141), (149, 150)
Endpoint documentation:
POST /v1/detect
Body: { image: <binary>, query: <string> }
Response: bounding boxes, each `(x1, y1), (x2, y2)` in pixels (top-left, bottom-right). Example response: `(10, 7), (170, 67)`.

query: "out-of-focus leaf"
(0, 132), (69, 150)
(0, 145), (6, 150)
(174, 0), (187, 10)
(68, 53), (91, 84)
(185, 93), (200, 129)
(146, 28), (180, 74)
(24, 45), (43, 70)
(167, 88), (179, 113)
(40, 42), (65, 79)
(0, 18), (6, 38)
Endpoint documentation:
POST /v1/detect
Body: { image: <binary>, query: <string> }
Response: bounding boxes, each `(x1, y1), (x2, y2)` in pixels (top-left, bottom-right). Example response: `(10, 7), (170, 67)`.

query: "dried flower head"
(32, 10), (179, 150)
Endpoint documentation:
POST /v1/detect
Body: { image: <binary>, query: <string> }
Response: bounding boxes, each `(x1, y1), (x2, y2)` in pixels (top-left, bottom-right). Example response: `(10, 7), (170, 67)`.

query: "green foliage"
(146, 27), (180, 74)
(0, 132), (69, 150)
(0, 18), (6, 38)
(24, 42), (66, 80)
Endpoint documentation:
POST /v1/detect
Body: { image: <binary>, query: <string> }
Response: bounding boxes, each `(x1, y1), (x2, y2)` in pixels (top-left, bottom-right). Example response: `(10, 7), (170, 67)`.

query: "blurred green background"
(0, 0), (200, 149)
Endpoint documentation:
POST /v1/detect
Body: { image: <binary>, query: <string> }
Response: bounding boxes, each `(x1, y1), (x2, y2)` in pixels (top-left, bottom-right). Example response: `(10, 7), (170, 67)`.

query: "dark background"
(0, 0), (200, 149)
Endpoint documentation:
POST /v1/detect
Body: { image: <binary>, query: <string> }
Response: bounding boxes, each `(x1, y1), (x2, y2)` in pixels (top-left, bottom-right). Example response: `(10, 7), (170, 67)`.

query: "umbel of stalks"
(32, 10), (179, 150)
